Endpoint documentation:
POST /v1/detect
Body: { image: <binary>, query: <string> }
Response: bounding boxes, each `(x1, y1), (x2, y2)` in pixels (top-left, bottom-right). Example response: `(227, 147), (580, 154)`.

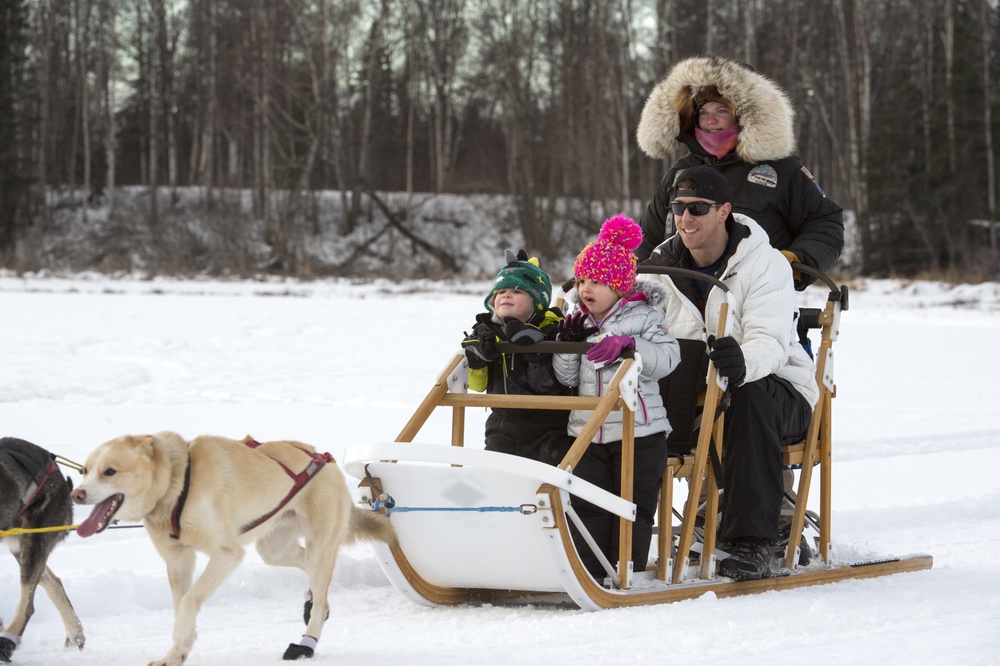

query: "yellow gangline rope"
(1, 524), (79, 537)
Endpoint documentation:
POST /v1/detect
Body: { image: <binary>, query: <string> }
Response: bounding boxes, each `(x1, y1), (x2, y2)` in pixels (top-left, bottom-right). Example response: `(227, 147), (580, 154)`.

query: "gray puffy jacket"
(554, 280), (680, 443)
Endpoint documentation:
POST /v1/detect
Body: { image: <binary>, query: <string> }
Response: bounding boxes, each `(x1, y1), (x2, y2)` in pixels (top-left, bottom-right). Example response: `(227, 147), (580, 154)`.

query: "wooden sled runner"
(343, 266), (933, 611)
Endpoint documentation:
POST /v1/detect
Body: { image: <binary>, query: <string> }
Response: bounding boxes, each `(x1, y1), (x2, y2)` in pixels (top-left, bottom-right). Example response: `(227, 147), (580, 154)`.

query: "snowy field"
(1, 272), (998, 665)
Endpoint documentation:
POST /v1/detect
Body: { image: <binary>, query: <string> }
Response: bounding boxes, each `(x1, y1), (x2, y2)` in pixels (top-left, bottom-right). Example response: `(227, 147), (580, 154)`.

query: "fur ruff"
(636, 55), (795, 163)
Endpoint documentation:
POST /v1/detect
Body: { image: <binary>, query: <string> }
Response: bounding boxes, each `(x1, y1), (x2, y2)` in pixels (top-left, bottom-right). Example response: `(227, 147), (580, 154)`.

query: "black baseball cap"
(675, 165), (732, 205)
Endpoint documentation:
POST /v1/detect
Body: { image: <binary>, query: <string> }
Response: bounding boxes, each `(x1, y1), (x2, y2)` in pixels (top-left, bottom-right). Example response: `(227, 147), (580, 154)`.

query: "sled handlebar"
(493, 341), (635, 358)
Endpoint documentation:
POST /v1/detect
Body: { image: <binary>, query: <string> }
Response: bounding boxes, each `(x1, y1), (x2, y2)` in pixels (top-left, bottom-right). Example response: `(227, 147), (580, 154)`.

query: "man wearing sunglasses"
(642, 165), (818, 581)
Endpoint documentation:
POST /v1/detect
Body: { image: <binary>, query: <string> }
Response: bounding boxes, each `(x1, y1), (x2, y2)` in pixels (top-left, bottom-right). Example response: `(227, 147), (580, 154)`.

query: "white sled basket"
(344, 442), (634, 611)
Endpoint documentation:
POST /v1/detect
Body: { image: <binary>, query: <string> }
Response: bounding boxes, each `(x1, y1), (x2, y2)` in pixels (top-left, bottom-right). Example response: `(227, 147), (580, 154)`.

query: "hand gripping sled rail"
(343, 266), (932, 611)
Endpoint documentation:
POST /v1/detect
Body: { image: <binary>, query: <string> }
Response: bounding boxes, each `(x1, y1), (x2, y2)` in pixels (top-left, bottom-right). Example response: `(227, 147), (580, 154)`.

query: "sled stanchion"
(673, 301), (728, 584)
(556, 359), (634, 472)
(820, 378), (834, 561)
(699, 414), (725, 579)
(783, 284), (841, 568)
(619, 406), (634, 588)
(451, 405), (465, 449)
(397, 354), (465, 443)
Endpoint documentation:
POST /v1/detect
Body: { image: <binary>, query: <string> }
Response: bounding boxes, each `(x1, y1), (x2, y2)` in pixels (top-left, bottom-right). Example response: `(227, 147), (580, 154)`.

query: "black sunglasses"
(669, 201), (722, 216)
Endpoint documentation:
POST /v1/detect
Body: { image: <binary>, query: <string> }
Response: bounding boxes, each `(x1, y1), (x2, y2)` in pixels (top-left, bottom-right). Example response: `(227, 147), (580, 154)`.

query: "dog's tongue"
(76, 494), (122, 538)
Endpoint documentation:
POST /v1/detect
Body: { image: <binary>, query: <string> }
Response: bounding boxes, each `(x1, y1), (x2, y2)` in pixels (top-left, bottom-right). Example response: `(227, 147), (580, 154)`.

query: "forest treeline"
(1, 0), (998, 279)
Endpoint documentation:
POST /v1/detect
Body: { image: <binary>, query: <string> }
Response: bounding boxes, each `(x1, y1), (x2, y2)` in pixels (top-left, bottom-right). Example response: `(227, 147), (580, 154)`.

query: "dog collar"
(169, 455), (192, 539)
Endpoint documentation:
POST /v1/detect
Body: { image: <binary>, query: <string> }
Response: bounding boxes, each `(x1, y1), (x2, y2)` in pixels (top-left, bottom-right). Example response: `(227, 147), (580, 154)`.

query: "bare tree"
(75, 0), (91, 223)
(270, 0), (331, 266)
(250, 0), (274, 230)
(985, 0), (997, 255)
(414, 0), (469, 193)
(831, 0), (872, 268)
(475, 0), (553, 257)
(194, 0), (218, 198)
(31, 1), (53, 221)
(95, 0), (117, 214)
(348, 0), (392, 232)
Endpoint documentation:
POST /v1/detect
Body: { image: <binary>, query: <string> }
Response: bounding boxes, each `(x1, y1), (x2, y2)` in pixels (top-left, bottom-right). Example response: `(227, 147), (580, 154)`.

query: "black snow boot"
(718, 536), (773, 581)
(775, 525), (813, 566)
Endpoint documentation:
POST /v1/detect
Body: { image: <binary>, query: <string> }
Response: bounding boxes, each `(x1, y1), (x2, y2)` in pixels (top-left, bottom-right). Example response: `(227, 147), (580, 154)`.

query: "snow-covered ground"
(1, 273), (998, 665)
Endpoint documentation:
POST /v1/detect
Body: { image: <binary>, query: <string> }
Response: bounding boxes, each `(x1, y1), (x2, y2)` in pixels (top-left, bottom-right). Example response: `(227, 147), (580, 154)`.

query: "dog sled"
(343, 266), (933, 611)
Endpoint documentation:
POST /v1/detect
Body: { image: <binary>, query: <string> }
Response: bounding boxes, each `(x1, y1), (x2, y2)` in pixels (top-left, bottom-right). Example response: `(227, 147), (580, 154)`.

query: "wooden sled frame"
(660, 264), (847, 584)
(343, 266), (933, 611)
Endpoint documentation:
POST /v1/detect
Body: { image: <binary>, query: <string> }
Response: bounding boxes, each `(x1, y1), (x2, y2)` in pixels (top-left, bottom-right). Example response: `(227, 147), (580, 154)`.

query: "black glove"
(503, 318), (544, 346)
(708, 335), (746, 386)
(557, 311), (598, 342)
(462, 331), (498, 369)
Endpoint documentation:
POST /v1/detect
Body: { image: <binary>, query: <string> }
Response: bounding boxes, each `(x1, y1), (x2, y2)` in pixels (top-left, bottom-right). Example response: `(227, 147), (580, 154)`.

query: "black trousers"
(547, 432), (668, 577)
(718, 375), (812, 542)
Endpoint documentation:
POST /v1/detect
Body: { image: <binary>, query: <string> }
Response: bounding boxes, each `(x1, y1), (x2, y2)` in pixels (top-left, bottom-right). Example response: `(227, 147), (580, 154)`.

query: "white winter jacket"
(554, 280), (681, 443)
(644, 214), (819, 408)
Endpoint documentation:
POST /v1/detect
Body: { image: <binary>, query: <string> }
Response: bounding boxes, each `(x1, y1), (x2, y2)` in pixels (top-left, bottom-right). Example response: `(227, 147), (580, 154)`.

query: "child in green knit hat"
(461, 249), (569, 461)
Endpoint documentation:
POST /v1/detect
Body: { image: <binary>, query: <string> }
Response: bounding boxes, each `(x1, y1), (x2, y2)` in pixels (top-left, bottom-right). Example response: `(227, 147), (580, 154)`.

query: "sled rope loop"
(364, 464), (396, 512)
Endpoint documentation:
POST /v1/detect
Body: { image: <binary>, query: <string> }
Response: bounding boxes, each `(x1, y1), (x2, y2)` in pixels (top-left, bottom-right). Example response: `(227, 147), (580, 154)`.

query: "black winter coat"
(464, 308), (570, 459)
(636, 133), (844, 284)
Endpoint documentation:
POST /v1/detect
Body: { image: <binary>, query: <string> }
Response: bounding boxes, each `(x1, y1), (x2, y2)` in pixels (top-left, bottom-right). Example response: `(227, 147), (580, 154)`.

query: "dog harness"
(169, 457), (192, 539)
(169, 440), (332, 539)
(0, 448), (59, 518)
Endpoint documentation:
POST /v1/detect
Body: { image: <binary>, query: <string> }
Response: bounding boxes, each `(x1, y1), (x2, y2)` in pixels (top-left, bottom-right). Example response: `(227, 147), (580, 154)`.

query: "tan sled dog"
(70, 432), (395, 665)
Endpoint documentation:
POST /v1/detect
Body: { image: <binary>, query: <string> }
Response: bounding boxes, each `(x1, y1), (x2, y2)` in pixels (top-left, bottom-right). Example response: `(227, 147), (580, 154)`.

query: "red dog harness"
(169, 439), (332, 539)
(17, 462), (58, 517)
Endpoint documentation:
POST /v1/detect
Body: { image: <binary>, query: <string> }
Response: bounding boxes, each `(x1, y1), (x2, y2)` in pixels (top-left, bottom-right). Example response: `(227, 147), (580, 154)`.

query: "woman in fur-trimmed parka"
(549, 216), (680, 579)
(634, 55), (844, 290)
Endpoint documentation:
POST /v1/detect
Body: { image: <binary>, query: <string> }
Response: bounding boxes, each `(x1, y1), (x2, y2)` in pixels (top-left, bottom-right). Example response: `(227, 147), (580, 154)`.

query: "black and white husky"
(0, 437), (85, 663)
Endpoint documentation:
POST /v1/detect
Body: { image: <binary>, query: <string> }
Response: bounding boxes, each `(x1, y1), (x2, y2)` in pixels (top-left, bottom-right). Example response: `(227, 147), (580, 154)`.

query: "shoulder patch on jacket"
(747, 164), (778, 188)
(800, 165), (827, 197)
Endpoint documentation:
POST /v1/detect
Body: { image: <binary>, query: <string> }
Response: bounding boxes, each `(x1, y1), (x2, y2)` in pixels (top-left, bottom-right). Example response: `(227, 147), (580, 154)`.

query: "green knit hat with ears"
(485, 249), (553, 314)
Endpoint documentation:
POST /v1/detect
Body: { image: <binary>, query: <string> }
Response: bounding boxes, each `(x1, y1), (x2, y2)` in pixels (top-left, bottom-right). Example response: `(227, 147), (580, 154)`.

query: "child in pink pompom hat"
(549, 214), (681, 580)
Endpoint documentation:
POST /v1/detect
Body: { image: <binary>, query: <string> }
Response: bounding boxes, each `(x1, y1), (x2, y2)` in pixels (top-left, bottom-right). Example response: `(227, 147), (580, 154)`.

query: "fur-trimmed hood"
(636, 55), (795, 163)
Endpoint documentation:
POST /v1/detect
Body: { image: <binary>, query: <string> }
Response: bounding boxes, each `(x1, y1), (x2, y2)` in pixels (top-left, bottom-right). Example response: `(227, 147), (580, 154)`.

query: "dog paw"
(0, 637), (15, 663)
(64, 634), (86, 651)
(283, 643), (314, 660)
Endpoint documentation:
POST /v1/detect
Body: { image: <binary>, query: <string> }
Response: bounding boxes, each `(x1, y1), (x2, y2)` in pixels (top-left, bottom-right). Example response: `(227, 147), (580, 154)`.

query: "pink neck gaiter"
(695, 125), (740, 159)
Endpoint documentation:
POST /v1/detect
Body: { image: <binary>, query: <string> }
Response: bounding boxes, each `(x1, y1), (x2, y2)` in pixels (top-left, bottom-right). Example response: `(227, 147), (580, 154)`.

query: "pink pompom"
(597, 215), (643, 252)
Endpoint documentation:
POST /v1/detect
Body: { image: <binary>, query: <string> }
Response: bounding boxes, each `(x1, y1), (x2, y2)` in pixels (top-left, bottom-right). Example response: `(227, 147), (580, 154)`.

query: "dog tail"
(348, 506), (398, 548)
